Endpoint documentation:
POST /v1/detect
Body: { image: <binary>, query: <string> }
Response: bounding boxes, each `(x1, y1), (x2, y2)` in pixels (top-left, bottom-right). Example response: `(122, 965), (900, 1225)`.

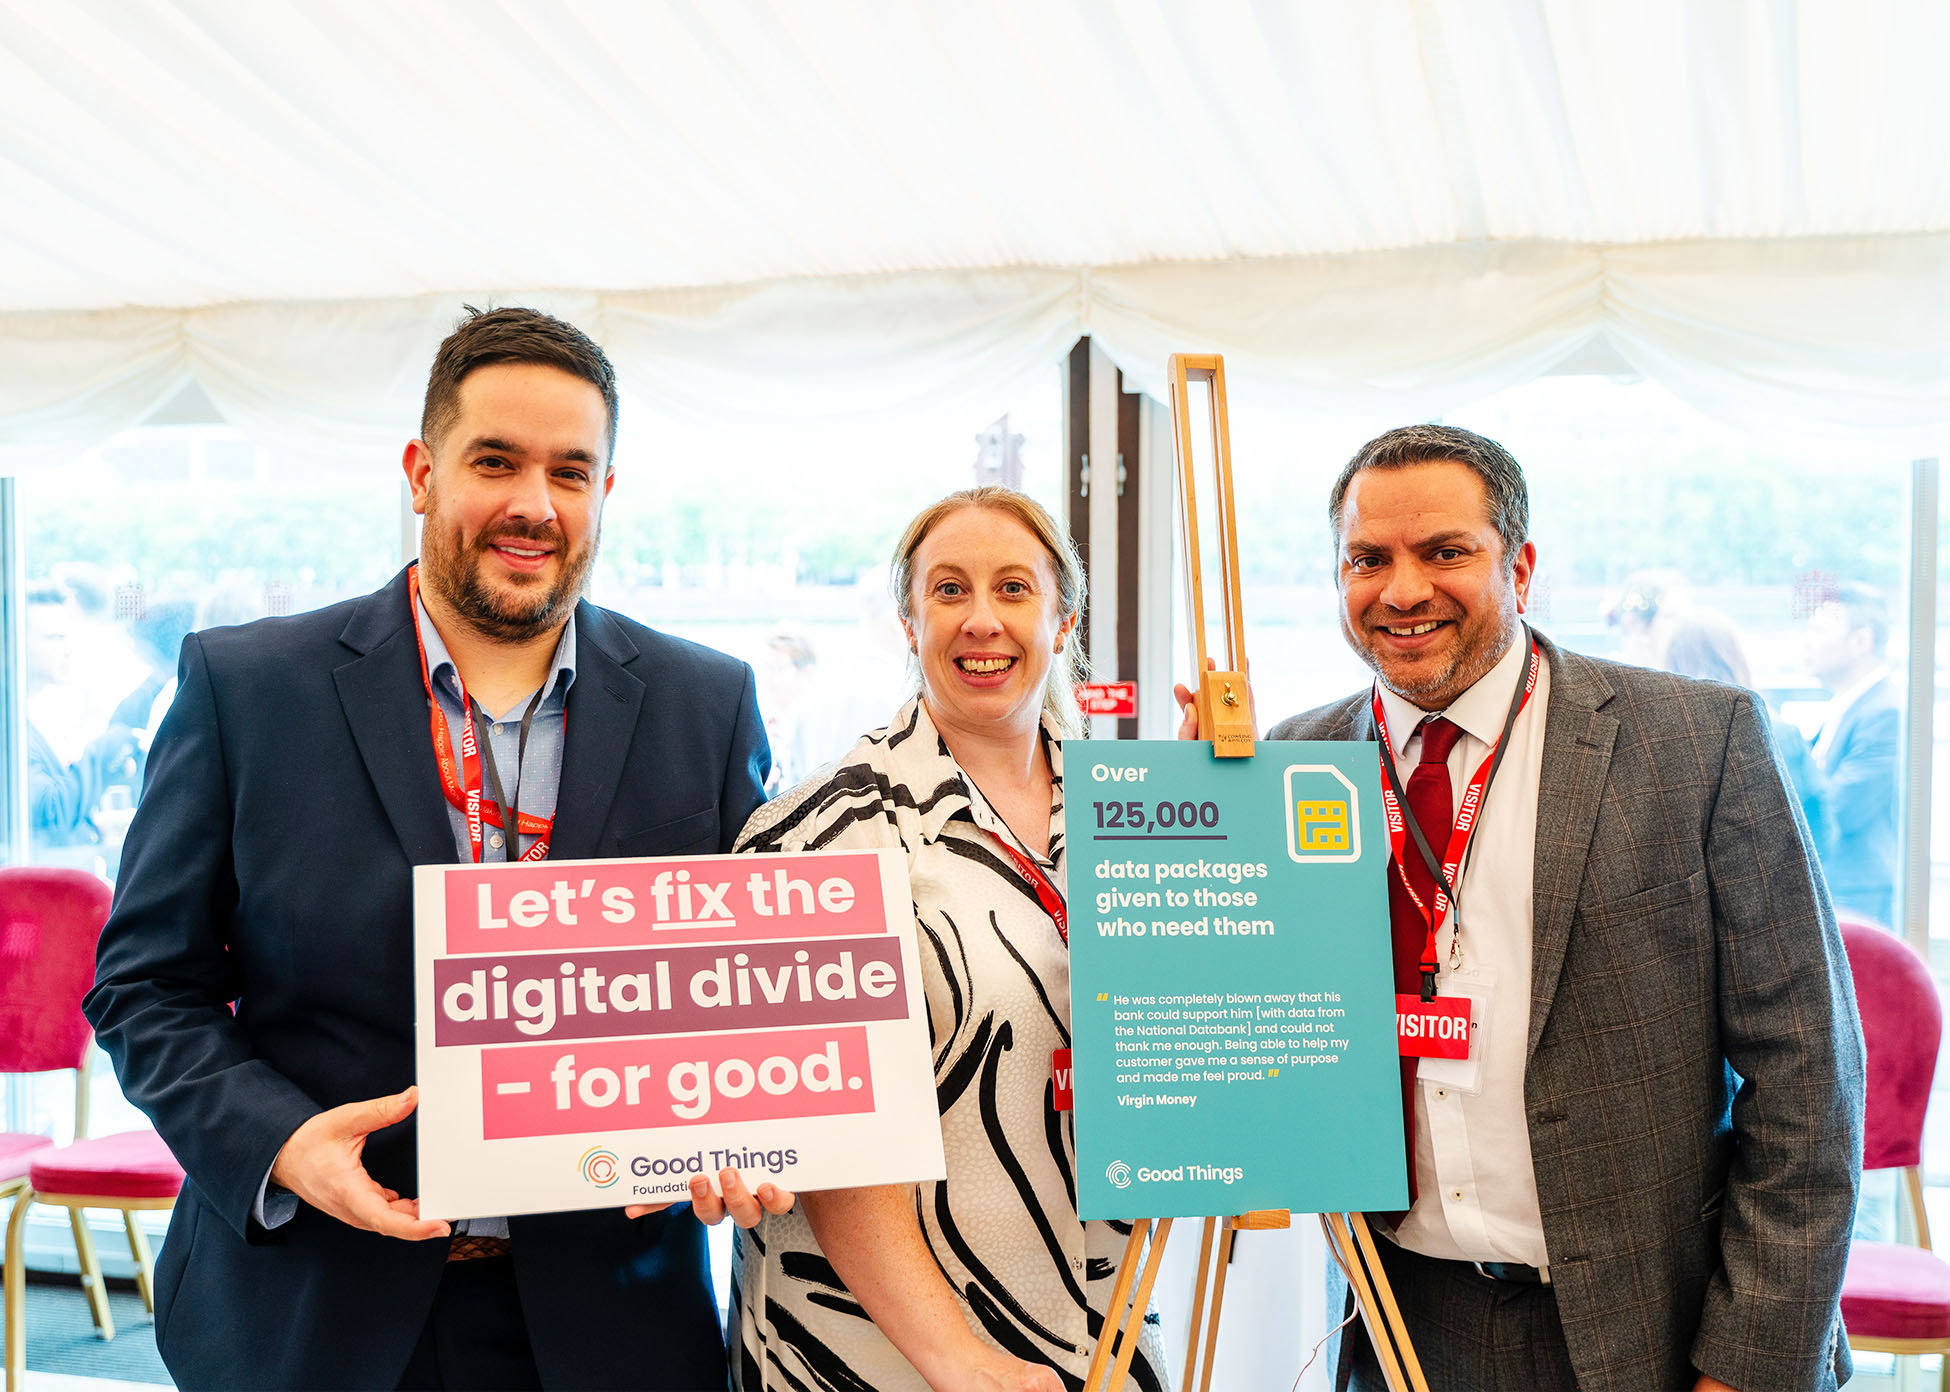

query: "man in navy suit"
(86, 308), (784, 1390)
(1806, 581), (1902, 929)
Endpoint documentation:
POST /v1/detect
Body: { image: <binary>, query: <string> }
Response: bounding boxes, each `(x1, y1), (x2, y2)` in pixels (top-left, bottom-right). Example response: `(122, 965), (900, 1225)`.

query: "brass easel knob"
(1221, 682), (1238, 707)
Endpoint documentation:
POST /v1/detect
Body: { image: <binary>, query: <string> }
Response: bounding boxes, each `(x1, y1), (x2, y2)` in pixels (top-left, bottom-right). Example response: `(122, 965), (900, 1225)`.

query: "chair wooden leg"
(66, 1207), (114, 1341)
(5, 1192), (32, 1392)
(122, 1211), (155, 1315)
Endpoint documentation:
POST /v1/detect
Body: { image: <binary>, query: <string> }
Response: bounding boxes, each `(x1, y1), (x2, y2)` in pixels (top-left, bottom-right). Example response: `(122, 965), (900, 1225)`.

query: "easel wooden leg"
(1085, 1220), (1149, 1392)
(1322, 1214), (1429, 1392)
(1348, 1214), (1426, 1390)
(1191, 1224), (1236, 1392)
(1178, 1217), (1217, 1392)
(1085, 1218), (1173, 1392)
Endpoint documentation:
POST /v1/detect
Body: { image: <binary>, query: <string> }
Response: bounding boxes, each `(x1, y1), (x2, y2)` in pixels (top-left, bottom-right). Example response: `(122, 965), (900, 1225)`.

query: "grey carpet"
(18, 1273), (171, 1384)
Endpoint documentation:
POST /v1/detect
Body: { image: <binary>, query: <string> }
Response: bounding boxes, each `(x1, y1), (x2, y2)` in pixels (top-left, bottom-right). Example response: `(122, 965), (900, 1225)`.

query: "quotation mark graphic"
(1106, 1160), (1132, 1190)
(580, 1147), (621, 1188)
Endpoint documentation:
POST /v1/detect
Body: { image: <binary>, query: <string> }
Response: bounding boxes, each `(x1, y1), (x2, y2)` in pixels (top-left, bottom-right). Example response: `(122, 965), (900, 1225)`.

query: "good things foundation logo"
(1105, 1160), (1133, 1189)
(579, 1146), (621, 1188)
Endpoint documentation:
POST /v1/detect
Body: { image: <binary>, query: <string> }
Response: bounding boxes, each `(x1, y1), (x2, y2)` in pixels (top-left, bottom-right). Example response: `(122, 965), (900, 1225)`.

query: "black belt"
(1472, 1260), (1549, 1285)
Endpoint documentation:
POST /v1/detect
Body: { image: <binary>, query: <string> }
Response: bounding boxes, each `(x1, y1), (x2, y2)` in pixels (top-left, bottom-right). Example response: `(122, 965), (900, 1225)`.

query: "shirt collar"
(879, 695), (1067, 847)
(1375, 628), (1534, 758)
(1826, 664), (1889, 722)
(414, 596), (578, 714)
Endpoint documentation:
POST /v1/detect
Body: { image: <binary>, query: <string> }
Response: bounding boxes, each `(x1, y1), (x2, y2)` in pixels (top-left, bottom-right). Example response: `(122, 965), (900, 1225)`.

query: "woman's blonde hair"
(890, 487), (1088, 739)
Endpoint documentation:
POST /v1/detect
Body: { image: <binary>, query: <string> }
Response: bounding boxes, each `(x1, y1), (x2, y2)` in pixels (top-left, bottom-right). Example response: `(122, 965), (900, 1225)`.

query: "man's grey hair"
(1328, 424), (1530, 565)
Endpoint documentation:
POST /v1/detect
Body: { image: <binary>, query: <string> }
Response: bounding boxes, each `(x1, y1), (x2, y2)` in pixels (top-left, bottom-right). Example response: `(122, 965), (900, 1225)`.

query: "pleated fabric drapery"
(2, 0), (1948, 466)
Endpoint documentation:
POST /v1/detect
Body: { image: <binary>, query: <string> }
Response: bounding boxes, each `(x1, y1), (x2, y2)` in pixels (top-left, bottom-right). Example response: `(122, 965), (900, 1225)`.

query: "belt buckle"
(1471, 1260), (1549, 1285)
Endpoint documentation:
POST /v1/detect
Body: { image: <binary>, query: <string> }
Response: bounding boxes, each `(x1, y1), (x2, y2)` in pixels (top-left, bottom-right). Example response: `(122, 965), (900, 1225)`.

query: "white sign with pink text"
(413, 849), (946, 1219)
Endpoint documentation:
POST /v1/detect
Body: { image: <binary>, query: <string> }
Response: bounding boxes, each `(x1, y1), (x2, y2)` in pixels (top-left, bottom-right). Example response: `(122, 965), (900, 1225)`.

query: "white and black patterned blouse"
(730, 698), (1168, 1392)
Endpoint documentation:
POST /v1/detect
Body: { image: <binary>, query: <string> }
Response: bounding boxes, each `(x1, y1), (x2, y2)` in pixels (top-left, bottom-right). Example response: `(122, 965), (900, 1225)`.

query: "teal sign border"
(1068, 739), (1408, 1220)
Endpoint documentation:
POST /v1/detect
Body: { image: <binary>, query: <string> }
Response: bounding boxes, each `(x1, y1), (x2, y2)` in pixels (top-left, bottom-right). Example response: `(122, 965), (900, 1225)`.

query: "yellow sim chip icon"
(1293, 800), (1350, 851)
(1283, 765), (1362, 863)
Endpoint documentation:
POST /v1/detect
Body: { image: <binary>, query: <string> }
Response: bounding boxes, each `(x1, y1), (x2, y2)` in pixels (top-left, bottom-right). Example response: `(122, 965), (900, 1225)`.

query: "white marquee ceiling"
(4, 0), (1948, 315)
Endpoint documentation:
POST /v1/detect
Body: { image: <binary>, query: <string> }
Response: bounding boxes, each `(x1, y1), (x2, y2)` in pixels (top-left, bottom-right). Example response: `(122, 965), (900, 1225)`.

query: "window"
(12, 423), (398, 1144)
(591, 375), (1064, 791)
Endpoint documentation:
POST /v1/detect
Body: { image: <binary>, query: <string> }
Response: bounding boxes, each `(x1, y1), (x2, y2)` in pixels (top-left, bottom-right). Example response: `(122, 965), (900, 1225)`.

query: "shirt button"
(1072, 1258), (1084, 1271)
(1435, 1089), (1446, 1098)
(489, 834), (504, 850)
(493, 723), (505, 736)
(1452, 1190), (1464, 1200)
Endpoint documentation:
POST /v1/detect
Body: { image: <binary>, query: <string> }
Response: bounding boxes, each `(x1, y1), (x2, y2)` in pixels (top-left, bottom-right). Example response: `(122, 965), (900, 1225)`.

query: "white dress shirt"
(1376, 633), (1553, 1267)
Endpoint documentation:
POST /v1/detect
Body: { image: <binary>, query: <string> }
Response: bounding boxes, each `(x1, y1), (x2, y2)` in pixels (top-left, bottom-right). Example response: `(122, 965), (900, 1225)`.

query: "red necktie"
(1386, 715), (1461, 1204)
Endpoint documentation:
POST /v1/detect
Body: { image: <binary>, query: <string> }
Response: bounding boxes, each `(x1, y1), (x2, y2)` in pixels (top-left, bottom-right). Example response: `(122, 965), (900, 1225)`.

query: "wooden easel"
(1081, 355), (1428, 1392)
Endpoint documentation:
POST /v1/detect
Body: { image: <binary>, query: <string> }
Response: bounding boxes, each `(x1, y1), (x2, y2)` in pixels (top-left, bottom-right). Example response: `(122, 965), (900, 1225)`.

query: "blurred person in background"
(1661, 609), (1823, 850)
(1805, 582), (1901, 930)
(786, 571), (912, 776)
(756, 628), (818, 792)
(1604, 568), (1688, 668)
(25, 583), (137, 855)
(732, 487), (1162, 1392)
(111, 597), (199, 794)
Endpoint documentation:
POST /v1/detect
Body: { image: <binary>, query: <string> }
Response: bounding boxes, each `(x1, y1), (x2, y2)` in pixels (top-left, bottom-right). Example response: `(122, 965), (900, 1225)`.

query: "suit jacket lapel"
(332, 569), (457, 868)
(549, 601), (644, 860)
(1526, 634), (1619, 1062)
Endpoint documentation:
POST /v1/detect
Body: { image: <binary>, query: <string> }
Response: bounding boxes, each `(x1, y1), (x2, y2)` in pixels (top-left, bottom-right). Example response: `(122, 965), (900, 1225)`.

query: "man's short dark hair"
(1834, 580), (1891, 655)
(1328, 424), (1530, 564)
(421, 306), (621, 462)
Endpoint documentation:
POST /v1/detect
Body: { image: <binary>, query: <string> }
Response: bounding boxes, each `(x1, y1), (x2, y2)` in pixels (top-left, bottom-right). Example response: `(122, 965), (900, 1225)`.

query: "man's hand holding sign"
(270, 1086), (452, 1241)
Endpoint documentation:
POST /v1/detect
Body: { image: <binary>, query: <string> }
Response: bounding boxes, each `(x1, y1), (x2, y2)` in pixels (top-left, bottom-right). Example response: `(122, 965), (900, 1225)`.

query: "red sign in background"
(1076, 681), (1138, 717)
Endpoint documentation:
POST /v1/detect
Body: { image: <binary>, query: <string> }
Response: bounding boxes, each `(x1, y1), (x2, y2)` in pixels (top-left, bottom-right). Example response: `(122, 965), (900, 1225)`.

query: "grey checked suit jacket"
(1271, 632), (1864, 1392)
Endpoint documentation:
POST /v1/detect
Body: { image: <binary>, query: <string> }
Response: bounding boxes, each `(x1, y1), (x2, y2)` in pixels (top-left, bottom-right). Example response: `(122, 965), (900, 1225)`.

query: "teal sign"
(1068, 739), (1406, 1219)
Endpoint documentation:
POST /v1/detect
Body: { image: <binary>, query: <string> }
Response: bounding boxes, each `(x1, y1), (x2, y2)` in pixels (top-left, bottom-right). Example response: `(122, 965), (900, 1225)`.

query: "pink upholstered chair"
(1838, 918), (1950, 1367)
(0, 867), (181, 1392)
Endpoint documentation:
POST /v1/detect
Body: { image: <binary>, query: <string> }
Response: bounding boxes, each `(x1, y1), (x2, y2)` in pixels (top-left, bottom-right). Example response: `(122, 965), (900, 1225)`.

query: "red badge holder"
(1052, 1048), (1074, 1112)
(1396, 994), (1473, 1061)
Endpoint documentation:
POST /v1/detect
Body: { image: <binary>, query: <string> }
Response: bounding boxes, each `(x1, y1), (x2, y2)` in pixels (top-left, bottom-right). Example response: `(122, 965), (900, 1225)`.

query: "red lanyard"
(1371, 639), (1540, 996)
(407, 565), (560, 864)
(989, 833), (1068, 945)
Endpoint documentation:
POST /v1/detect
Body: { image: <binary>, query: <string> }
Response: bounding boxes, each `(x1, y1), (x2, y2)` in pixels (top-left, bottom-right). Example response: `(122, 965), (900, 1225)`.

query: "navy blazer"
(85, 568), (769, 1391)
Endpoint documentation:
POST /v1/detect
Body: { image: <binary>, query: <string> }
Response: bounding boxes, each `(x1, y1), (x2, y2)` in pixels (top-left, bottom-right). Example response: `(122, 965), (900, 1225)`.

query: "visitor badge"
(1053, 1048), (1073, 1112)
(1397, 994), (1471, 1060)
(1416, 966), (1495, 1096)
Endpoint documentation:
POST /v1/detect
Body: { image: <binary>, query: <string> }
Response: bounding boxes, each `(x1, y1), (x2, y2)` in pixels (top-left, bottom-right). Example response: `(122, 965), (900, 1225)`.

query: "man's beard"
(420, 504), (597, 644)
(1344, 595), (1521, 708)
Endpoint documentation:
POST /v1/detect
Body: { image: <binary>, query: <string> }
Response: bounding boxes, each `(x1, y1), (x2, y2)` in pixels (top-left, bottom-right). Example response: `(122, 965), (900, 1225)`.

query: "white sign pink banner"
(414, 848), (945, 1219)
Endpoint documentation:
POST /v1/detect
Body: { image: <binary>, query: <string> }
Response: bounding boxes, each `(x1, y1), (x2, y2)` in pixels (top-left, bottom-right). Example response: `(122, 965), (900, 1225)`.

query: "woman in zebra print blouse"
(729, 488), (1169, 1392)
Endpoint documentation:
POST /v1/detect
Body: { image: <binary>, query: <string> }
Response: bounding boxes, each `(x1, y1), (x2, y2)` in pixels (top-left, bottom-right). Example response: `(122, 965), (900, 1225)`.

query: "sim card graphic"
(1283, 765), (1361, 864)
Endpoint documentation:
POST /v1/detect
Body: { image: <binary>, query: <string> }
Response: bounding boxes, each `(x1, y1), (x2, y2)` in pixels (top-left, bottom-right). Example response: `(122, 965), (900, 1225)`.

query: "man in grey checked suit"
(1270, 426), (1863, 1392)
